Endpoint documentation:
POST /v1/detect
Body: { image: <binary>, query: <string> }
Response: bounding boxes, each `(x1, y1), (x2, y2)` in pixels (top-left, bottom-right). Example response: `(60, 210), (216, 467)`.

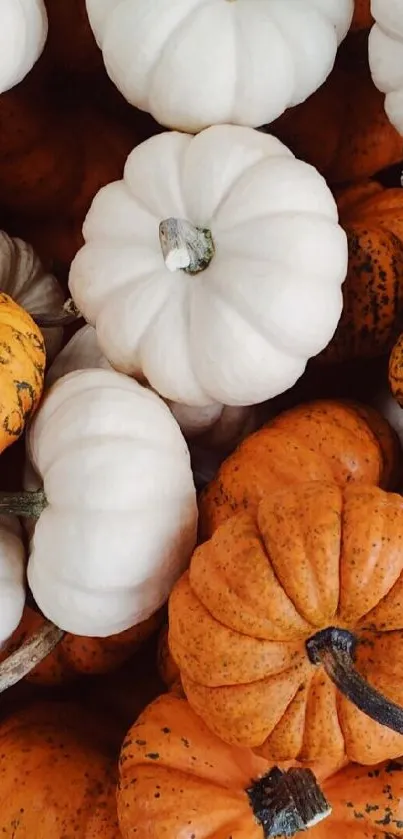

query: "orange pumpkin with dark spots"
(117, 693), (403, 839)
(199, 398), (401, 540)
(170, 481), (403, 765)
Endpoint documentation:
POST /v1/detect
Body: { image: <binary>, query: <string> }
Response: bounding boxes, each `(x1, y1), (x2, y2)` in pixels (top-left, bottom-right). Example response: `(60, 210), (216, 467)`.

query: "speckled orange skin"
(1, 606), (162, 685)
(322, 182), (403, 363)
(170, 482), (403, 765)
(0, 293), (45, 454)
(389, 334), (403, 408)
(117, 693), (403, 839)
(0, 701), (120, 837)
(271, 32), (403, 185)
(199, 399), (400, 540)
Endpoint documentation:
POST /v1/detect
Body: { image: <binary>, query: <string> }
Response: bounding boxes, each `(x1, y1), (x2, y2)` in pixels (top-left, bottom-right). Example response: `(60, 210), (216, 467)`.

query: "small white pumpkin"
(0, 0), (48, 94)
(0, 232), (64, 360)
(85, 0), (353, 132)
(21, 368), (197, 637)
(0, 516), (25, 648)
(369, 0), (403, 135)
(47, 324), (258, 447)
(69, 125), (347, 407)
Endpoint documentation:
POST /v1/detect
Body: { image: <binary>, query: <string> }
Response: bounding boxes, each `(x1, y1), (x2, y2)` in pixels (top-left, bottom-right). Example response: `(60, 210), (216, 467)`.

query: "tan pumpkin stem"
(0, 489), (47, 517)
(33, 297), (82, 328)
(159, 218), (215, 274)
(247, 766), (331, 837)
(0, 620), (65, 693)
(306, 627), (403, 733)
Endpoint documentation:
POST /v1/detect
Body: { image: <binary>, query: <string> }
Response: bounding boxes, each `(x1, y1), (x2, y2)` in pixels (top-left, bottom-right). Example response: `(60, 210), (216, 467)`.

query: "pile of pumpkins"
(2, 0), (403, 836)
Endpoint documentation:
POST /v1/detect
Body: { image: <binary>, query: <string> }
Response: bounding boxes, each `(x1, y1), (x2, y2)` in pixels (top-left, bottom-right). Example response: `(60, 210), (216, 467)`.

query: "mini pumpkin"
(199, 398), (401, 539)
(0, 700), (120, 836)
(69, 125), (347, 408)
(271, 31), (403, 184)
(369, 1), (403, 136)
(117, 693), (403, 839)
(0, 292), (45, 455)
(86, 0), (353, 132)
(319, 181), (403, 363)
(170, 481), (403, 765)
(0, 0), (47, 94)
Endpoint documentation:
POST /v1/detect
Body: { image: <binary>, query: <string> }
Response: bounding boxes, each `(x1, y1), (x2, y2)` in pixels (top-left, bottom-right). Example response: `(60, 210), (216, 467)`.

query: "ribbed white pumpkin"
(369, 0), (403, 135)
(25, 368), (197, 636)
(0, 0), (48, 94)
(69, 125), (348, 408)
(85, 0), (353, 132)
(0, 517), (25, 648)
(0, 232), (64, 360)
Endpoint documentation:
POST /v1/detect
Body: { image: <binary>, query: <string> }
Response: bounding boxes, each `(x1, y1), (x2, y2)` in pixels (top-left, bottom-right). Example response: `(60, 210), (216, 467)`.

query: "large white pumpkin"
(69, 125), (348, 407)
(0, 0), (48, 94)
(85, 0), (353, 132)
(0, 517), (25, 648)
(369, 1), (403, 135)
(25, 368), (197, 636)
(0, 232), (64, 360)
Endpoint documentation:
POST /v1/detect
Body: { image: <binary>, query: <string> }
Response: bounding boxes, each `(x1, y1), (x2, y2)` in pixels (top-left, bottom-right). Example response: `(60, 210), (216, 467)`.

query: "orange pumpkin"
(271, 32), (403, 185)
(117, 693), (403, 839)
(199, 398), (401, 540)
(0, 605), (162, 686)
(320, 181), (403, 363)
(170, 481), (403, 765)
(0, 700), (120, 836)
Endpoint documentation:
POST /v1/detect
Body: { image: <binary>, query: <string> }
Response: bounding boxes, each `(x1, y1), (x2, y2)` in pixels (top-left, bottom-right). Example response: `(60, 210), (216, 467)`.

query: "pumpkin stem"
(0, 489), (47, 518)
(0, 619), (64, 693)
(306, 626), (403, 733)
(247, 766), (331, 837)
(159, 218), (215, 274)
(32, 297), (82, 328)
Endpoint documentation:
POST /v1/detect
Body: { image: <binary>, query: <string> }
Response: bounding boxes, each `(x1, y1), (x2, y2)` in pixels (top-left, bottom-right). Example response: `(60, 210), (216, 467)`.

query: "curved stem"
(247, 766), (330, 838)
(0, 489), (47, 518)
(159, 218), (215, 274)
(0, 620), (65, 693)
(306, 627), (403, 734)
(32, 297), (82, 328)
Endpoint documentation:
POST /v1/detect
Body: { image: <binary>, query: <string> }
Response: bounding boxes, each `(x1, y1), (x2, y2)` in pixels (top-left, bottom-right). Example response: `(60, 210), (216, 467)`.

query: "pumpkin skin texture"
(117, 693), (403, 839)
(69, 125), (347, 408)
(199, 398), (400, 539)
(170, 481), (403, 765)
(0, 0), (47, 93)
(86, 0), (353, 132)
(320, 181), (403, 363)
(271, 32), (403, 185)
(0, 605), (162, 685)
(0, 292), (45, 455)
(0, 517), (25, 649)
(0, 701), (120, 837)
(24, 368), (197, 637)
(369, 1), (403, 136)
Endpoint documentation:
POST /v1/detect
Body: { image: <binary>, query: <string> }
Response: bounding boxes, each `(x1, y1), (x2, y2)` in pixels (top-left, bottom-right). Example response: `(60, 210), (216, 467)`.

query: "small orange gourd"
(170, 481), (403, 765)
(117, 693), (403, 839)
(199, 398), (401, 539)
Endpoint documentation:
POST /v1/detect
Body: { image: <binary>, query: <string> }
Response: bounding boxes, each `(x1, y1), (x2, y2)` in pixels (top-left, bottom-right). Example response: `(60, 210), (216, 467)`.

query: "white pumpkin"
(0, 232), (64, 360)
(85, 0), (353, 132)
(369, 1), (403, 135)
(23, 368), (197, 637)
(47, 324), (258, 446)
(0, 0), (48, 94)
(0, 516), (25, 648)
(69, 125), (347, 407)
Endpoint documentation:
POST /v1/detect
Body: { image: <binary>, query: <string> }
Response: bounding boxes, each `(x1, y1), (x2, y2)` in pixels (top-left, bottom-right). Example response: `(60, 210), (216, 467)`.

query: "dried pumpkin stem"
(247, 766), (331, 837)
(0, 620), (64, 693)
(159, 218), (215, 274)
(0, 489), (47, 518)
(33, 297), (82, 328)
(306, 626), (403, 734)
